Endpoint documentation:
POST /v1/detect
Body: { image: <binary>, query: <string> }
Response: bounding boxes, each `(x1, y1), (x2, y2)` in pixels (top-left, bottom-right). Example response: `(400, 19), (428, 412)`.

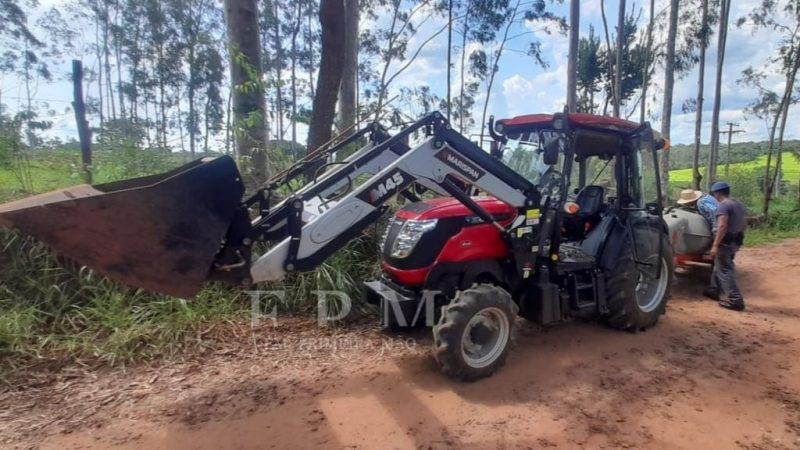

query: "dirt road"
(4, 240), (800, 449)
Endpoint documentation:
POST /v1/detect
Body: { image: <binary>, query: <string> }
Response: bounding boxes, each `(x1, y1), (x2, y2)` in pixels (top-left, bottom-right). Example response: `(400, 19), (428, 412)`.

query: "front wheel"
(432, 284), (518, 381)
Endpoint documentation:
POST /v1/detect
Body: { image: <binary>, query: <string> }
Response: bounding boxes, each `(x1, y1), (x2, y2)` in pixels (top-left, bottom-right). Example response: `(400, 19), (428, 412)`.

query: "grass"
(744, 201), (800, 246)
(0, 147), (381, 380)
(669, 151), (800, 184)
(0, 148), (188, 202)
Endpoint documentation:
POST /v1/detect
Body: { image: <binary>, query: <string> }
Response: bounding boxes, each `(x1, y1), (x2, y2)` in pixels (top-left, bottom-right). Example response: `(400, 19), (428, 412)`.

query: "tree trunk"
(224, 0), (268, 180)
(95, 17), (105, 140)
(446, 0), (454, 120)
(290, 1), (301, 145)
(338, 0), (358, 131)
(374, 2), (402, 118)
(114, 2), (125, 121)
(458, 4), (471, 133)
(188, 44), (197, 157)
(566, 0), (579, 113)
(660, 0), (679, 194)
(177, 98), (186, 153)
(764, 46), (800, 216)
(307, 4), (316, 100)
(479, 0), (521, 149)
(225, 88), (232, 154)
(692, 0), (709, 190)
(613, 0), (625, 118)
(600, 0), (614, 116)
(204, 92), (211, 154)
(640, 0), (654, 123)
(306, 0), (346, 177)
(102, 3), (116, 122)
(707, 0), (730, 185)
(272, 0), (285, 141)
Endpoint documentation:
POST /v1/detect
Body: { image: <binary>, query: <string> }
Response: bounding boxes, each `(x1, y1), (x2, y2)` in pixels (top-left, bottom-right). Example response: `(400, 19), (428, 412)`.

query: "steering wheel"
(538, 168), (563, 204)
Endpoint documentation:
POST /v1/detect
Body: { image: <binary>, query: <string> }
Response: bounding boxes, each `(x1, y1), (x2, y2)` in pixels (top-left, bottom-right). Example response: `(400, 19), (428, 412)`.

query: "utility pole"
(720, 122), (744, 178)
(72, 60), (92, 184)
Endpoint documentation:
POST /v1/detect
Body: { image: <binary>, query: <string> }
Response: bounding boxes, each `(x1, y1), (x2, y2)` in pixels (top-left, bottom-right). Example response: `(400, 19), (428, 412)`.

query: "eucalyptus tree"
(306, 0), (344, 173)
(0, 0), (51, 146)
(224, 0), (268, 179)
(576, 26), (602, 113)
(452, 0), (508, 133)
(359, 0), (448, 121)
(477, 0), (565, 148)
(660, 0), (679, 192)
(739, 0), (800, 215)
(172, 0), (225, 156)
(706, 0), (730, 184)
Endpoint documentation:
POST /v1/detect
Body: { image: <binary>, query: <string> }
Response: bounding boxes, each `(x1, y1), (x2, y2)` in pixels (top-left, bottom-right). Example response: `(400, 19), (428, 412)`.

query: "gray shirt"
(716, 198), (746, 234)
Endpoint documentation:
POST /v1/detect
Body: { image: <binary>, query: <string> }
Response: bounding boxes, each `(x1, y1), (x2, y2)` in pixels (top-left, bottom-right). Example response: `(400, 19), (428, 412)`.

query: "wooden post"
(72, 60), (92, 184)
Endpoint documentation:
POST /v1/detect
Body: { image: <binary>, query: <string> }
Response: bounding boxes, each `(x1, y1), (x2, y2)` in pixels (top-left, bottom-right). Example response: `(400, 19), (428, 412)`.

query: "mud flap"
(0, 156), (245, 298)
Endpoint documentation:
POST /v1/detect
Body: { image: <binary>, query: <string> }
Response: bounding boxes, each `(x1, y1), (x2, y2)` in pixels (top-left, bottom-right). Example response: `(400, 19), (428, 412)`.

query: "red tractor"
(0, 111), (673, 381)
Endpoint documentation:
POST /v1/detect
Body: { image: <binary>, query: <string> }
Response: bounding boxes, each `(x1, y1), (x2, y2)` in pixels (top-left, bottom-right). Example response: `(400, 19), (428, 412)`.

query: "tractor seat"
(575, 185), (605, 218)
(562, 185), (605, 240)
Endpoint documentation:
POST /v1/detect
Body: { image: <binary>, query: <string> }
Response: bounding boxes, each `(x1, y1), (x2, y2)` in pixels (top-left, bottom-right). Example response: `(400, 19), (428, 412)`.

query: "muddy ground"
(3, 239), (800, 449)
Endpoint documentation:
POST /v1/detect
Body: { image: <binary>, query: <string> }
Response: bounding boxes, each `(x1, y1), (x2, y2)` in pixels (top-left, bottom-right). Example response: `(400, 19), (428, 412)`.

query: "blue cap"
(710, 181), (730, 192)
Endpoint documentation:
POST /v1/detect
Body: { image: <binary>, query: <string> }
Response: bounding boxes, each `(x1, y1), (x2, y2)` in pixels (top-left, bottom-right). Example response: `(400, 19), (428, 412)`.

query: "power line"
(1, 95), (73, 104)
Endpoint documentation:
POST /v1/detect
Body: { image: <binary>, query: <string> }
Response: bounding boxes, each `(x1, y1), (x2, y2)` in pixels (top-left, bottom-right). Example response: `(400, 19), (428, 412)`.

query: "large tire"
(432, 284), (518, 381)
(604, 236), (673, 331)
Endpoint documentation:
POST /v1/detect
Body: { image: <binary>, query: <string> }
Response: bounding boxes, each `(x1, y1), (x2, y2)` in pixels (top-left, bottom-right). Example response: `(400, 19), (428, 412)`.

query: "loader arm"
(243, 122), (411, 243)
(245, 112), (540, 283)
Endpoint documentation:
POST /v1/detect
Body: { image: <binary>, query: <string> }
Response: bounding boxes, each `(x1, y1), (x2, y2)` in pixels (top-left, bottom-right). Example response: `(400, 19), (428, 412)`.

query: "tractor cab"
(494, 113), (666, 243)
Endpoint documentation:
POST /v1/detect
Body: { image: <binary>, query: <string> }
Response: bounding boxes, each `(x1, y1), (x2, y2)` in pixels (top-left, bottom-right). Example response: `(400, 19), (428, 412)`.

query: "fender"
(425, 260), (508, 297)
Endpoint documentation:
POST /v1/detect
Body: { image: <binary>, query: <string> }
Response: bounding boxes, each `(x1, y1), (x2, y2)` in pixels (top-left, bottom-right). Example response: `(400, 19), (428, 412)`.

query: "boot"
(718, 299), (745, 312)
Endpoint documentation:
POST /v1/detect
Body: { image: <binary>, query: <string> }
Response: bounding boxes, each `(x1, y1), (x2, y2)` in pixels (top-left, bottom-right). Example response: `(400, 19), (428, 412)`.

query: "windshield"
(501, 138), (549, 185)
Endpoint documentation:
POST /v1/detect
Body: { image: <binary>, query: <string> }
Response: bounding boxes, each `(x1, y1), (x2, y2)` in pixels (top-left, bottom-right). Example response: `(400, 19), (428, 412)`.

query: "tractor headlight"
(378, 219), (398, 252)
(390, 219), (438, 258)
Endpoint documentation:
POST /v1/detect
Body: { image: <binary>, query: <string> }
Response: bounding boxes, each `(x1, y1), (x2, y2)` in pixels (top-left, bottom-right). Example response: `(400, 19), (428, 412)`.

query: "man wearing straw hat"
(676, 188), (719, 231)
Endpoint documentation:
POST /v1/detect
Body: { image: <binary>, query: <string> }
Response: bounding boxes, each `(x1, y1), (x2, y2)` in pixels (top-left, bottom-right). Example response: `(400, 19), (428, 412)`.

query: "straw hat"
(677, 189), (703, 205)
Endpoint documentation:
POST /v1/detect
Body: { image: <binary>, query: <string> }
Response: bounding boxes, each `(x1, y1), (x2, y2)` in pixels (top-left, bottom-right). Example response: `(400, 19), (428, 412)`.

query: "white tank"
(663, 207), (713, 255)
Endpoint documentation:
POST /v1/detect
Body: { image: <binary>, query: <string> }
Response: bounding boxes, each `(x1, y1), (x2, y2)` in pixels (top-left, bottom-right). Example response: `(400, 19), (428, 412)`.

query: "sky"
(3, 0), (798, 148)
(390, 0), (799, 146)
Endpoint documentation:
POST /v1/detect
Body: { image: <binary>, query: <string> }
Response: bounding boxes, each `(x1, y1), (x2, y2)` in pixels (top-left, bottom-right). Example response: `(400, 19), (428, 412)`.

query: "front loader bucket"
(0, 156), (245, 298)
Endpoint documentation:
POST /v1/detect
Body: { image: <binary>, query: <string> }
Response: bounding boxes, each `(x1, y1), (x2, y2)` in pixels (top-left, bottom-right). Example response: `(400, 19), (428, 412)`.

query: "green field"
(669, 152), (800, 185)
(0, 149), (187, 202)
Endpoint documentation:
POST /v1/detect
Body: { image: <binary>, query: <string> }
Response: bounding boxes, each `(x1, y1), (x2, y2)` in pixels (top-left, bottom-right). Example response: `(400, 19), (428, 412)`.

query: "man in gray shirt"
(705, 181), (746, 311)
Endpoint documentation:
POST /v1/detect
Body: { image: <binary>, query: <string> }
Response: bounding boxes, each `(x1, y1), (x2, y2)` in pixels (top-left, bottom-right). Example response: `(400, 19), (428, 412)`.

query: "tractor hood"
(395, 196), (517, 222)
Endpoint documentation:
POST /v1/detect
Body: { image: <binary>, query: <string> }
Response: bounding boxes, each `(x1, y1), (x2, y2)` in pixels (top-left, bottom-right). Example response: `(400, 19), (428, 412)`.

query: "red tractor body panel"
(381, 196), (516, 287)
(497, 113), (641, 133)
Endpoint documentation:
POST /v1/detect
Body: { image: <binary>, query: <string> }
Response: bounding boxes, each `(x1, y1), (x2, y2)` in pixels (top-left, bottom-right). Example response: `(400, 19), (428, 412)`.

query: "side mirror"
(646, 202), (661, 215)
(542, 137), (561, 166)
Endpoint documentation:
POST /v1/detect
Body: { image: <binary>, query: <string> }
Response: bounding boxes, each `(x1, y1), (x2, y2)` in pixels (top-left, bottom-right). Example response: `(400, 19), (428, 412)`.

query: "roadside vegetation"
(0, 145), (383, 381)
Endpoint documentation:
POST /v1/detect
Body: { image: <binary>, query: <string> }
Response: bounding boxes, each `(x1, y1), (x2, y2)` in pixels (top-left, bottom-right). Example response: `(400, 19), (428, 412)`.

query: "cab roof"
(496, 113), (643, 136)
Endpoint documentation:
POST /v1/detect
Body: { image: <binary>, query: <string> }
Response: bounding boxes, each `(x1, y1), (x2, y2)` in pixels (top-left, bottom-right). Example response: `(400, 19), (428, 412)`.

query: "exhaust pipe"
(0, 156), (245, 298)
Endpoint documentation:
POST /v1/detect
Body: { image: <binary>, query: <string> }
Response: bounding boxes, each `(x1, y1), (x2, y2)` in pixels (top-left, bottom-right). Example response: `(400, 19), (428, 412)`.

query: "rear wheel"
(604, 237), (673, 331)
(432, 284), (517, 381)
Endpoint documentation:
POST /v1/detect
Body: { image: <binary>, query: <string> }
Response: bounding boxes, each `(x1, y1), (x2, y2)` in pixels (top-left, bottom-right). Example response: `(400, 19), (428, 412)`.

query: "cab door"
(623, 132), (666, 279)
